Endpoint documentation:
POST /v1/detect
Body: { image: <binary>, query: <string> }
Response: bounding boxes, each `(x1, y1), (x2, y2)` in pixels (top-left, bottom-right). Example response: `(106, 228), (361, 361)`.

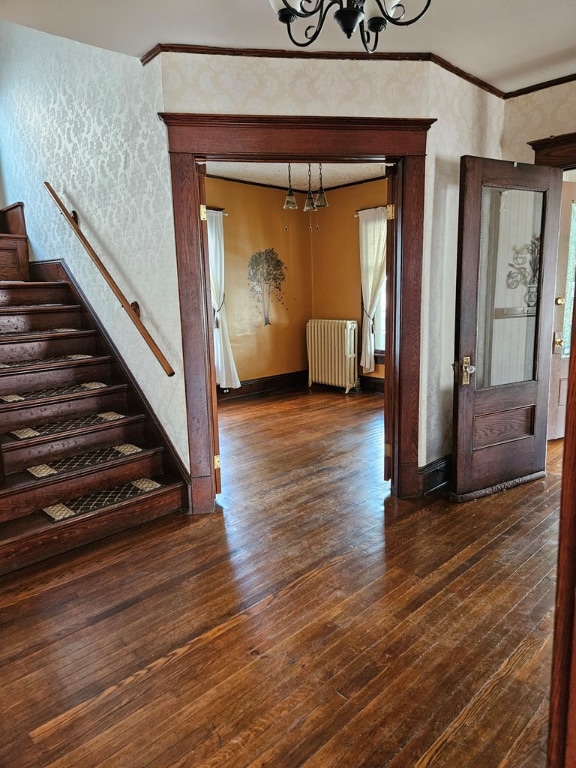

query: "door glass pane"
(476, 186), (544, 388)
(561, 202), (576, 358)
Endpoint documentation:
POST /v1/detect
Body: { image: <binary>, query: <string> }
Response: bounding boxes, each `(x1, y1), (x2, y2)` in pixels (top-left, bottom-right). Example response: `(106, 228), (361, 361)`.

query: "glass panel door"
(476, 187), (544, 388)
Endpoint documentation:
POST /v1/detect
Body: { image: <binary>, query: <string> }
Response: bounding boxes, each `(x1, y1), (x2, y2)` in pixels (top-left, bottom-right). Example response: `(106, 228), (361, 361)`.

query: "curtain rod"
(208, 206), (229, 216)
(354, 205), (386, 217)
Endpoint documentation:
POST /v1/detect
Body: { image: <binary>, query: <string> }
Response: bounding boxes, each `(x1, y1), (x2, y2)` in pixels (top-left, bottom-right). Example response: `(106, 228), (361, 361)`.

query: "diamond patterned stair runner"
(0, 326), (79, 337)
(26, 443), (143, 479)
(43, 478), (163, 521)
(0, 381), (107, 403)
(8, 411), (126, 440)
(0, 353), (93, 369)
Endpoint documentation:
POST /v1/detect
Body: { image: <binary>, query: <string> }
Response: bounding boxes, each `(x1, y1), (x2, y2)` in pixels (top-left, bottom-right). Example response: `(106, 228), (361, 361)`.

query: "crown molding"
(141, 43), (576, 100)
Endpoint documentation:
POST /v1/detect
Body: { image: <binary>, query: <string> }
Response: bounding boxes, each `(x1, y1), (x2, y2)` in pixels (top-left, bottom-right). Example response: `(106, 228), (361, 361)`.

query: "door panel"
(452, 156), (562, 500)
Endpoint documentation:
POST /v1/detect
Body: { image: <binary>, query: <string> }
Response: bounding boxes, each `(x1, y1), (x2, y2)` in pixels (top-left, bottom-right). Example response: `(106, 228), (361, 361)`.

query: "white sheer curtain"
(206, 210), (241, 389)
(358, 206), (388, 372)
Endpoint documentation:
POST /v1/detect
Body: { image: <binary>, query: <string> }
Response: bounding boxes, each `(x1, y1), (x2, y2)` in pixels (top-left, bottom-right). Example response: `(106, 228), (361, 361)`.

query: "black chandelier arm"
(278, 0), (329, 19)
(358, 21), (380, 54)
(284, 0), (343, 47)
(377, 0), (432, 26)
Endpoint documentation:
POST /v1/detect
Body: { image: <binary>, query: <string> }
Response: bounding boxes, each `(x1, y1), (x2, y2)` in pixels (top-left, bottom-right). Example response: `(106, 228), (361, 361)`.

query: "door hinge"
(385, 204), (396, 220)
(214, 454), (221, 470)
(385, 443), (392, 458)
(200, 204), (207, 221)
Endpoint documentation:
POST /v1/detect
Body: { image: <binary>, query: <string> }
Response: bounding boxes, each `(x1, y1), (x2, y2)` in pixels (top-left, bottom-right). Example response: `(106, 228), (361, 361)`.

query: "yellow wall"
(206, 175), (388, 382)
(310, 179), (387, 379)
(206, 178), (311, 380)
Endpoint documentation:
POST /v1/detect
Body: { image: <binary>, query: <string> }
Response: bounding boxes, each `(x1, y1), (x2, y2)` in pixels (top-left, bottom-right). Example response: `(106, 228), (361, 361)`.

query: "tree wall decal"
(247, 248), (286, 326)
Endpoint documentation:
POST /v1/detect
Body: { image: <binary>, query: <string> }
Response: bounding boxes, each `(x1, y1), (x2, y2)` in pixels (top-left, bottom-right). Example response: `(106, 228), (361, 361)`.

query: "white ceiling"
(2, 1), (574, 189)
(1, 0), (575, 93)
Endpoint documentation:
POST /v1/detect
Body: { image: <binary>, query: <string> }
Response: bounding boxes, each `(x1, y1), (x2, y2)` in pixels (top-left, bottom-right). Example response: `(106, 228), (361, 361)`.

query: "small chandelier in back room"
(269, 0), (432, 54)
(284, 163), (330, 213)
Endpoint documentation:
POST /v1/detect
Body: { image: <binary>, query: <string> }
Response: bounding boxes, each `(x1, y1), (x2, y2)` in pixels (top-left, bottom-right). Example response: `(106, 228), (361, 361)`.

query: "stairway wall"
(0, 21), (189, 469)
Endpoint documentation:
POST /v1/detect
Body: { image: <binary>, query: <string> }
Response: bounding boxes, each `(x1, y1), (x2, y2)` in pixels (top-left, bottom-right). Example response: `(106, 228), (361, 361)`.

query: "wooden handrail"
(44, 182), (175, 377)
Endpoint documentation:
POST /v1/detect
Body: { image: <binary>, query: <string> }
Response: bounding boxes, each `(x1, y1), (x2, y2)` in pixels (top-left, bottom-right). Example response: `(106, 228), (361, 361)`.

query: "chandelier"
(269, 0), (431, 54)
(283, 163), (329, 212)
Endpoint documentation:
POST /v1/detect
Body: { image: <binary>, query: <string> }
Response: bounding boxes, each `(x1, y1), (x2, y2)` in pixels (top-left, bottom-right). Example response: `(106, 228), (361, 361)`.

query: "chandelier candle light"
(269, 0), (431, 53)
(303, 163), (317, 213)
(315, 164), (328, 208)
(283, 163), (299, 210)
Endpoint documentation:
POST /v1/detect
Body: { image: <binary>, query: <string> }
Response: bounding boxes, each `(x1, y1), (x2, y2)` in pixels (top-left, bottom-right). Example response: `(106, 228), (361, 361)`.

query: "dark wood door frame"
(530, 132), (576, 768)
(160, 113), (436, 508)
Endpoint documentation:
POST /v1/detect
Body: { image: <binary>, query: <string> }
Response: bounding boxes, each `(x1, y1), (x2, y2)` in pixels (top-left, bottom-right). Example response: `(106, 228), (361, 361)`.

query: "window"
(373, 276), (386, 352)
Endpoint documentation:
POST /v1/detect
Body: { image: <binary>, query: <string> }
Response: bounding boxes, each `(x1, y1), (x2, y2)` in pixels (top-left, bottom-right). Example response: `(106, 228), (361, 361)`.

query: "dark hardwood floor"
(0, 390), (560, 767)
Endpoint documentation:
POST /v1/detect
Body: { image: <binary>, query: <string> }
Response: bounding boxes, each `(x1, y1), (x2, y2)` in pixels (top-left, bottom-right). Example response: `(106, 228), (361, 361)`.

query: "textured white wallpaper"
(0, 22), (189, 466)
(503, 81), (576, 163)
(1, 21), (572, 470)
(163, 53), (428, 117)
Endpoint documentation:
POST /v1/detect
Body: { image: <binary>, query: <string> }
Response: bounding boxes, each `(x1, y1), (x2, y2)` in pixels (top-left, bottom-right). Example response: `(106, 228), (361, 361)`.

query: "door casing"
(529, 131), (576, 768)
(161, 113), (435, 506)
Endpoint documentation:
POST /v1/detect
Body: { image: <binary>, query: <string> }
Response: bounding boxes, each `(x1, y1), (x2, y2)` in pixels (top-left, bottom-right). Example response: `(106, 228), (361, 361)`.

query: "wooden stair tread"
(0, 443), (164, 492)
(0, 353), (110, 370)
(1, 410), (142, 445)
(40, 476), (171, 520)
(0, 475), (182, 537)
(0, 380), (117, 404)
(0, 303), (80, 313)
(0, 327), (95, 340)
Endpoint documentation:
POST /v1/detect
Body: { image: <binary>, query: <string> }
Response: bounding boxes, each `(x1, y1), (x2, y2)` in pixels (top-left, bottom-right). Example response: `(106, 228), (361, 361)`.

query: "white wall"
(0, 22), (190, 465)
(503, 82), (576, 163)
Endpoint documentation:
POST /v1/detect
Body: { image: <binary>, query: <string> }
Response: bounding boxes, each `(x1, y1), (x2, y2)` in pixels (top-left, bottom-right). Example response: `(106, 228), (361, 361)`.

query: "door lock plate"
(461, 356), (476, 385)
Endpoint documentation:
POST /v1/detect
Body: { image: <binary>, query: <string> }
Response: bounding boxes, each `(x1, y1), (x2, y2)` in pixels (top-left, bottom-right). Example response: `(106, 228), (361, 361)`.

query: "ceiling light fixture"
(315, 163), (328, 208)
(303, 163), (317, 213)
(269, 0), (431, 54)
(283, 163), (298, 210)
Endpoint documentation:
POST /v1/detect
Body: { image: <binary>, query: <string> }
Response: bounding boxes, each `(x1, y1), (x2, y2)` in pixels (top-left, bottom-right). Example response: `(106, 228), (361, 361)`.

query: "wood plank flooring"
(0, 389), (561, 767)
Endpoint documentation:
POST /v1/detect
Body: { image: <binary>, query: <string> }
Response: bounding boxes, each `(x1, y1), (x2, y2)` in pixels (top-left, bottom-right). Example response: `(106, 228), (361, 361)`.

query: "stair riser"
(0, 485), (185, 576)
(0, 285), (72, 307)
(2, 419), (147, 474)
(0, 388), (130, 432)
(0, 451), (166, 521)
(0, 360), (113, 396)
(0, 333), (98, 363)
(0, 308), (87, 334)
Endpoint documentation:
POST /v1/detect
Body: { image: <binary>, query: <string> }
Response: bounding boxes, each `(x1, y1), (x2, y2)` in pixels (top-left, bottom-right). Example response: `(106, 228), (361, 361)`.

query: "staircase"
(0, 279), (188, 575)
